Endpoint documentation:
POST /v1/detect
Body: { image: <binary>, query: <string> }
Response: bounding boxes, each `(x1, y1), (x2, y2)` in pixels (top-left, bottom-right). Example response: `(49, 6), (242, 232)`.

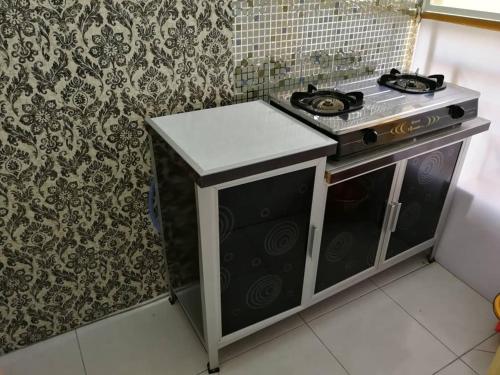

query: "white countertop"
(147, 100), (337, 178)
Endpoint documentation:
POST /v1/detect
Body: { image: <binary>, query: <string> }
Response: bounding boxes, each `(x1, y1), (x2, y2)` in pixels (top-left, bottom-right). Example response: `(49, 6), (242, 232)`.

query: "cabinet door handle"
(389, 202), (402, 232)
(308, 225), (318, 258)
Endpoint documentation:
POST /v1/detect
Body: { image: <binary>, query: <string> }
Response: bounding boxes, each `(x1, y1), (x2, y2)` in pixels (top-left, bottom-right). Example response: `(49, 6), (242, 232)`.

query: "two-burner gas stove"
(270, 69), (480, 159)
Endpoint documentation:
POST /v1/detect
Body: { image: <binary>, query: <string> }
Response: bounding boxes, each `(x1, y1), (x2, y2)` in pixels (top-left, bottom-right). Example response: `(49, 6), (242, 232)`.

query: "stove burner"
(378, 68), (446, 94)
(311, 97), (345, 113)
(395, 78), (429, 91)
(290, 84), (363, 116)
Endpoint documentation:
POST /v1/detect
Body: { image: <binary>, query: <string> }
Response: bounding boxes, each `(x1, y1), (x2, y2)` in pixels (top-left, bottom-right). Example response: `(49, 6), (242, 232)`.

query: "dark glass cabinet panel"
(219, 167), (315, 336)
(315, 165), (396, 293)
(386, 142), (462, 260)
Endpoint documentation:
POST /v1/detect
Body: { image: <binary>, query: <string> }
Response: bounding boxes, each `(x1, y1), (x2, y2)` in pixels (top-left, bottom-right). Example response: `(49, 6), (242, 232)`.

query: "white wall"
(412, 19), (500, 301)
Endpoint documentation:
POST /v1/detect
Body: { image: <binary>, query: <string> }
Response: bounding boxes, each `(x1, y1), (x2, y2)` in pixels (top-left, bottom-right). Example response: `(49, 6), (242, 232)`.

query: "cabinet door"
(218, 167), (315, 336)
(385, 142), (462, 260)
(315, 165), (396, 293)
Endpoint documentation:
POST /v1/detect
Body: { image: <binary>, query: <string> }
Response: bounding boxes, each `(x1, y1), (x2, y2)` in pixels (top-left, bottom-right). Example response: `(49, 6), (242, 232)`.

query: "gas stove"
(269, 71), (479, 158)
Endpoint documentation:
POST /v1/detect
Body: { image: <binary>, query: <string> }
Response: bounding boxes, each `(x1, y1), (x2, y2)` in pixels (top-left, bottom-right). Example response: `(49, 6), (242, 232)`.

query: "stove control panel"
(334, 98), (478, 158)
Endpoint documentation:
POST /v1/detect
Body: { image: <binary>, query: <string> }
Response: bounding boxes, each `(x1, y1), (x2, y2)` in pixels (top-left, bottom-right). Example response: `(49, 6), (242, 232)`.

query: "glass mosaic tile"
(232, 0), (421, 102)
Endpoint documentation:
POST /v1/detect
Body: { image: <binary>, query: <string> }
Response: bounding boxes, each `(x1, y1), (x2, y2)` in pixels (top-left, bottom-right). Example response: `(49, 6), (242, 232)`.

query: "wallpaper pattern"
(0, 0), (233, 354)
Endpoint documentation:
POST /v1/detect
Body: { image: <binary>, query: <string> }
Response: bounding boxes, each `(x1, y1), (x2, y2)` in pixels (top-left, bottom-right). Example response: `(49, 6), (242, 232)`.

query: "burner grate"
(290, 84), (363, 117)
(378, 68), (446, 94)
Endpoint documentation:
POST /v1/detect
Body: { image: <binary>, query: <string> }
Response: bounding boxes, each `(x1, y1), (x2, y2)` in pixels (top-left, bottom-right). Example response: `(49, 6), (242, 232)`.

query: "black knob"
(362, 129), (378, 145)
(448, 105), (465, 119)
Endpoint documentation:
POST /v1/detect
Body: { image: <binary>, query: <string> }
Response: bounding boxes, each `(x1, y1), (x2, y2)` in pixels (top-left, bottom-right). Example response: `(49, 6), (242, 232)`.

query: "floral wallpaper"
(0, 0), (233, 354)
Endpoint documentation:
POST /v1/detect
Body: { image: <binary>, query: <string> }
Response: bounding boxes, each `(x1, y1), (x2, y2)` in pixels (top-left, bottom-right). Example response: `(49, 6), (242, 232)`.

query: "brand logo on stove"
(391, 115), (441, 135)
(390, 122), (409, 135)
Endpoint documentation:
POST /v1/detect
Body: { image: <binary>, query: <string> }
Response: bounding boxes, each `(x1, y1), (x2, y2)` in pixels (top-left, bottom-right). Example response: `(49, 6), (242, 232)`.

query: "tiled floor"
(1, 254), (497, 375)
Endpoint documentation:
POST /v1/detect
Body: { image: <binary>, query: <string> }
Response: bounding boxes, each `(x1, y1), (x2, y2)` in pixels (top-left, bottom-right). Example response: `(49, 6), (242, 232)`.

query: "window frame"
(423, 0), (500, 22)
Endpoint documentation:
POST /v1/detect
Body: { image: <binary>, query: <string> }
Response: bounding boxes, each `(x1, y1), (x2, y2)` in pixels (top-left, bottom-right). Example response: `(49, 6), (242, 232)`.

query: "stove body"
(270, 77), (479, 158)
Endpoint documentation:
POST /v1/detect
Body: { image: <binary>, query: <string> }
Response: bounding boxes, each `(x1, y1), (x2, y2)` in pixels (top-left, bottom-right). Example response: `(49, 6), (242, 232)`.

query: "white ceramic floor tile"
(77, 298), (207, 375)
(309, 289), (455, 375)
(201, 325), (347, 375)
(383, 263), (496, 355)
(462, 349), (495, 375)
(435, 359), (476, 375)
(0, 331), (85, 375)
(371, 253), (429, 287)
(300, 279), (377, 322)
(220, 314), (303, 363)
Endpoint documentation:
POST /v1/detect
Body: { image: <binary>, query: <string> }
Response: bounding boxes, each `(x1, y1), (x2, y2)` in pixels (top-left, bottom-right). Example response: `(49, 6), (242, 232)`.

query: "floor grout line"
(459, 332), (498, 358)
(372, 259), (430, 289)
(378, 285), (463, 357)
(436, 262), (494, 304)
(218, 319), (305, 366)
(304, 255), (430, 325)
(431, 357), (481, 375)
(202, 323), (306, 374)
(431, 357), (463, 374)
(74, 330), (88, 375)
(459, 358), (481, 375)
(379, 283), (499, 368)
(302, 284), (379, 324)
(300, 314), (352, 375)
(474, 348), (497, 354)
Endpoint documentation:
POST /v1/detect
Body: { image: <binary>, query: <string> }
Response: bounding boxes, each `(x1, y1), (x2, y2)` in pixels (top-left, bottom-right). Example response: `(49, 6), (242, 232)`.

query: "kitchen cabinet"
(147, 102), (488, 373)
(147, 101), (337, 373)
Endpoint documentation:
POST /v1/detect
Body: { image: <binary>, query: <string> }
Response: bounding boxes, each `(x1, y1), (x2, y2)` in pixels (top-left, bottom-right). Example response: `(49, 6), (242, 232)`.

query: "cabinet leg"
(207, 346), (220, 373)
(168, 292), (177, 305)
(426, 248), (436, 263)
(207, 362), (220, 374)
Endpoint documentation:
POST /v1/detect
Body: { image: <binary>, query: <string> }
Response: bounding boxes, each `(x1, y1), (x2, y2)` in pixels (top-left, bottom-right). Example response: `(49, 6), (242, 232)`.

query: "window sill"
(422, 12), (500, 31)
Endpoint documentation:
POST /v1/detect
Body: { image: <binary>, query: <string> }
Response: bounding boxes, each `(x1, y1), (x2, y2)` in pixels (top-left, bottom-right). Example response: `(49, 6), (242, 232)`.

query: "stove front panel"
(333, 98), (478, 158)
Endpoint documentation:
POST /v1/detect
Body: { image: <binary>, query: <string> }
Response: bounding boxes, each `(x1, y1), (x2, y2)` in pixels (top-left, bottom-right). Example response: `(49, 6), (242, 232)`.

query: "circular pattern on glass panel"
(264, 221), (299, 256)
(223, 252), (234, 263)
(298, 183), (308, 194)
(245, 275), (283, 310)
(220, 267), (231, 292)
(418, 151), (444, 185)
(251, 257), (262, 267)
(325, 232), (353, 263)
(219, 205), (234, 242)
(260, 207), (271, 218)
(283, 263), (293, 273)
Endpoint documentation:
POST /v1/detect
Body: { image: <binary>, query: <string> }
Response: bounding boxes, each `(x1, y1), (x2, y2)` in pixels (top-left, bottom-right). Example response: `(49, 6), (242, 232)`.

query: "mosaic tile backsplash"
(232, 0), (421, 102)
